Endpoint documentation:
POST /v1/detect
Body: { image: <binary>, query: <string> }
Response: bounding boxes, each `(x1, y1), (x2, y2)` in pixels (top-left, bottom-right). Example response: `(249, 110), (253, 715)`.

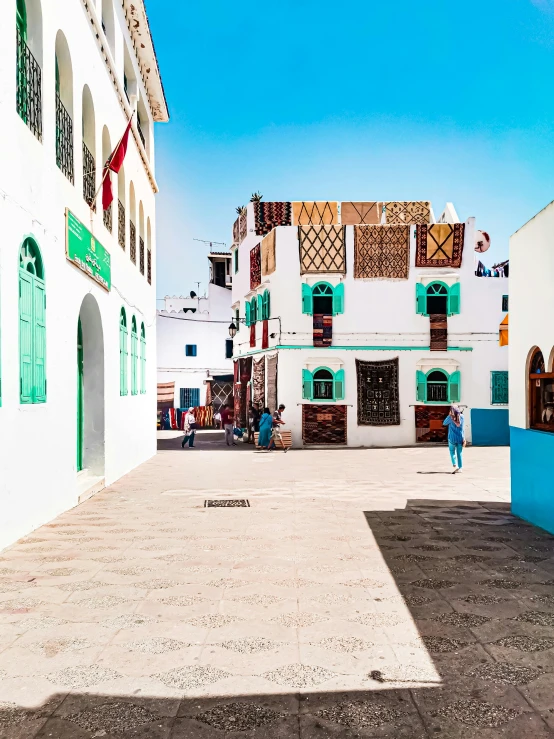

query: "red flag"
(102, 118), (133, 211)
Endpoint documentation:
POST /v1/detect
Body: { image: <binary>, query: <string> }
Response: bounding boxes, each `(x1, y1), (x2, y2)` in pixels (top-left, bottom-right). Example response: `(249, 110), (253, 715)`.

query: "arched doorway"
(77, 294), (105, 476)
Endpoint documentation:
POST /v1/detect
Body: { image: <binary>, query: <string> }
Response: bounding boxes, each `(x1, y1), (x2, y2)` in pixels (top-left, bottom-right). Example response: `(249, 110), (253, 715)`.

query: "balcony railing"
(56, 93), (74, 182)
(130, 220), (136, 264)
(118, 200), (125, 249)
(103, 203), (112, 233)
(147, 250), (151, 285)
(16, 28), (42, 141)
(82, 142), (95, 207)
(139, 237), (145, 275)
(427, 383), (448, 402)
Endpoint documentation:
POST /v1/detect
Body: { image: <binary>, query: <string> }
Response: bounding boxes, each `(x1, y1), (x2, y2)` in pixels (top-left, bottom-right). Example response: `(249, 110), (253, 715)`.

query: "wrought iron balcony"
(130, 220), (136, 264)
(82, 142), (95, 207)
(139, 237), (145, 275)
(118, 200), (125, 249)
(103, 203), (112, 233)
(16, 28), (42, 141)
(147, 250), (151, 285)
(56, 93), (74, 182)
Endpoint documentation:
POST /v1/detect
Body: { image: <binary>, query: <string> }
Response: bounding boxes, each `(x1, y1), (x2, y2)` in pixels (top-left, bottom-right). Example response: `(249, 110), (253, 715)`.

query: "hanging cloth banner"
(416, 223), (465, 268)
(298, 225), (346, 274)
(356, 358), (400, 426)
(353, 225), (410, 279)
(384, 201), (431, 225)
(341, 202), (382, 225)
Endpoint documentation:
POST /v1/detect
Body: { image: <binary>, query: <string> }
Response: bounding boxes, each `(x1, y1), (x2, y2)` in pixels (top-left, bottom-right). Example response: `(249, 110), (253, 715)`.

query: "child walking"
(443, 405), (465, 473)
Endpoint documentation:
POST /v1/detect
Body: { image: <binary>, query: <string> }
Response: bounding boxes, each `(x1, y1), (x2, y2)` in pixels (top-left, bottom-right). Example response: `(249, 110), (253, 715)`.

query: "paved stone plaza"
(1, 438), (554, 737)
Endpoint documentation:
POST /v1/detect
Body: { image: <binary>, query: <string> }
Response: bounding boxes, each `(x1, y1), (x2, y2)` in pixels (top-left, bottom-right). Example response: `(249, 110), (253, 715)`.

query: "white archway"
(78, 294), (105, 476)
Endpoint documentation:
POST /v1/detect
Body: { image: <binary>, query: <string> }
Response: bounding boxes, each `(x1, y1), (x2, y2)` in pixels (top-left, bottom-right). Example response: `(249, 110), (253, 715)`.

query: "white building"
(231, 200), (508, 448)
(0, 0), (168, 550)
(510, 200), (554, 533)
(157, 253), (233, 411)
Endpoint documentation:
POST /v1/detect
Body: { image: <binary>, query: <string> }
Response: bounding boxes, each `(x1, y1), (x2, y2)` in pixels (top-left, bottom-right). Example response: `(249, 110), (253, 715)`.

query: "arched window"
(416, 368), (460, 404)
(140, 323), (146, 394)
(101, 0), (115, 55)
(129, 181), (136, 264)
(302, 367), (345, 401)
(146, 217), (152, 284)
(55, 31), (74, 182)
(102, 126), (112, 231)
(302, 282), (344, 316)
(529, 348), (554, 430)
(262, 289), (270, 320)
(130, 316), (138, 395)
(250, 296), (257, 324)
(118, 164), (126, 250)
(82, 86), (95, 207)
(16, 0), (43, 140)
(119, 307), (128, 396)
(139, 202), (145, 275)
(416, 282), (460, 317)
(19, 237), (46, 404)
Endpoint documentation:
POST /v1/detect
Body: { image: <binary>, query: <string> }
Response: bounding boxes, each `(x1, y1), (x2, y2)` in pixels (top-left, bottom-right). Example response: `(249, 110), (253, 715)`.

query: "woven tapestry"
(313, 314), (332, 347)
(415, 405), (450, 443)
(233, 360), (239, 384)
(211, 380), (233, 409)
(299, 225), (346, 274)
(341, 202), (382, 225)
(239, 212), (248, 242)
(293, 201), (339, 225)
(232, 217), (240, 244)
(234, 384), (242, 426)
(250, 323), (256, 348)
(239, 356), (252, 383)
(266, 354), (278, 413)
(416, 223), (465, 267)
(262, 320), (269, 349)
(384, 201), (431, 225)
(261, 230), (276, 276)
(429, 314), (447, 351)
(254, 201), (292, 236)
(252, 357), (265, 408)
(302, 404), (347, 445)
(250, 243), (261, 289)
(356, 358), (400, 426)
(353, 225), (410, 279)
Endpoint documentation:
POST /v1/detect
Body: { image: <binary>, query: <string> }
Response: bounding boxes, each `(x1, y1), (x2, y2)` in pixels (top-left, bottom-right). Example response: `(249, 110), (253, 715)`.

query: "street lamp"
(228, 322), (237, 339)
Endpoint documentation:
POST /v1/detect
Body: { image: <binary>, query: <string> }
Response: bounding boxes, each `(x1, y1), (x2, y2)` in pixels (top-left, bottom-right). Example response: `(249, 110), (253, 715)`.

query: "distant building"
(230, 200), (508, 447)
(510, 200), (554, 533)
(157, 253), (233, 412)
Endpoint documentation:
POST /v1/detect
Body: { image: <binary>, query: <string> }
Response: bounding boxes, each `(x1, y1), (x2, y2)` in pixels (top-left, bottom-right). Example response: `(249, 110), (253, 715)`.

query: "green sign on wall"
(66, 209), (111, 291)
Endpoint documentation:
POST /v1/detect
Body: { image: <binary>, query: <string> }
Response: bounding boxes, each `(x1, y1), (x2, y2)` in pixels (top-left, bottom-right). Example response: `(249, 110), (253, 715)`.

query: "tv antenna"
(193, 238), (227, 252)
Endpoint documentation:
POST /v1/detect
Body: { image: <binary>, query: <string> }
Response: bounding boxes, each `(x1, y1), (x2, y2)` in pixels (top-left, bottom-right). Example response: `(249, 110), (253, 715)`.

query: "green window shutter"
(302, 369), (313, 400)
(140, 325), (146, 394)
(19, 271), (33, 404)
(234, 249), (238, 274)
(262, 290), (270, 320)
(416, 283), (426, 315)
(491, 371), (508, 405)
(131, 323), (138, 395)
(250, 297), (257, 324)
(33, 279), (46, 403)
(333, 282), (344, 315)
(16, 0), (27, 39)
(257, 294), (263, 322)
(449, 370), (461, 402)
(416, 370), (426, 402)
(302, 283), (313, 315)
(245, 301), (251, 327)
(334, 368), (345, 400)
(267, 290), (270, 319)
(120, 318), (128, 396)
(448, 283), (461, 316)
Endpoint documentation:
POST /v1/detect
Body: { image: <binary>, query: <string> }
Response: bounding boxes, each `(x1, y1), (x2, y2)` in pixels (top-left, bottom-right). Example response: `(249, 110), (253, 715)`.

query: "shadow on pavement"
(157, 430), (253, 452)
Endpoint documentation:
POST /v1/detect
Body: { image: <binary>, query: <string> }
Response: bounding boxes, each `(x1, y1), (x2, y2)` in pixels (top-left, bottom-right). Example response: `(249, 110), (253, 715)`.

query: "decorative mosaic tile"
(0, 597), (42, 610)
(405, 594), (432, 606)
(343, 578), (385, 588)
(131, 579), (180, 590)
(154, 665), (229, 690)
(274, 578), (318, 589)
(205, 578), (251, 589)
(71, 596), (130, 609)
(415, 544), (449, 552)
(432, 612), (491, 628)
(0, 581), (36, 593)
(316, 699), (403, 729)
(0, 701), (38, 728)
(100, 614), (156, 630)
(45, 665), (121, 688)
(65, 702), (159, 733)
(231, 594), (283, 607)
(109, 567), (156, 576)
(492, 636), (554, 652)
(422, 636), (468, 653)
(513, 611), (554, 627)
(218, 638), (282, 654)
(18, 616), (68, 631)
(452, 554), (490, 563)
(411, 579), (455, 589)
(262, 663), (336, 688)
(28, 637), (92, 656)
(186, 614), (240, 628)
(158, 595), (208, 607)
(191, 702), (283, 731)
(352, 613), (405, 628)
(272, 612), (327, 628)
(124, 637), (190, 654)
(479, 579), (522, 590)
(436, 699), (521, 728)
(461, 594), (505, 605)
(383, 535), (412, 542)
(394, 554), (432, 563)
(312, 636), (372, 653)
(310, 592), (357, 604)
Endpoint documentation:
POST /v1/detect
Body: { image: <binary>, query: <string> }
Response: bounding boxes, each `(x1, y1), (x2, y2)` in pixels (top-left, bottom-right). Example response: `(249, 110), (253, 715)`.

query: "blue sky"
(148, 0), (554, 298)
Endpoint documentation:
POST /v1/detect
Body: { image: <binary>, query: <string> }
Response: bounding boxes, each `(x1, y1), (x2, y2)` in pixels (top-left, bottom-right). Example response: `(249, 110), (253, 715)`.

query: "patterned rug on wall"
(356, 358), (400, 426)
(232, 217), (240, 244)
(239, 211), (248, 242)
(415, 405), (450, 443)
(266, 354), (278, 413)
(211, 380), (233, 409)
(293, 201), (339, 225)
(299, 225), (346, 274)
(313, 314), (332, 346)
(250, 243), (261, 289)
(384, 201), (431, 224)
(429, 314), (448, 351)
(341, 202), (382, 225)
(353, 225), (410, 279)
(234, 384), (242, 427)
(252, 357), (265, 408)
(302, 404), (347, 445)
(416, 223), (465, 268)
(261, 230), (276, 276)
(254, 202), (292, 235)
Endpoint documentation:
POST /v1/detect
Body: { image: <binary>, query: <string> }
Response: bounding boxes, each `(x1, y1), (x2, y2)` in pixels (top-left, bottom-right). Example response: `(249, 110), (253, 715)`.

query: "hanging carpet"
(356, 358), (400, 426)
(261, 230), (276, 276)
(313, 314), (332, 347)
(293, 201), (339, 225)
(250, 243), (261, 289)
(416, 223), (465, 268)
(157, 381), (174, 409)
(254, 201), (292, 236)
(302, 404), (347, 445)
(232, 217), (240, 244)
(266, 354), (278, 413)
(415, 405), (450, 443)
(211, 380), (234, 409)
(429, 314), (448, 351)
(341, 202), (382, 225)
(299, 225), (346, 274)
(253, 356), (265, 408)
(250, 323), (256, 348)
(262, 319), (269, 349)
(239, 211), (248, 242)
(384, 201), (431, 225)
(353, 225), (410, 279)
(239, 356), (252, 383)
(234, 384), (242, 427)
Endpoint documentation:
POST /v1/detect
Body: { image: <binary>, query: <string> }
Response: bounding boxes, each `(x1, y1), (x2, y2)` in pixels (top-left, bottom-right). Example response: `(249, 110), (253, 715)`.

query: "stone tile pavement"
(1, 438), (554, 737)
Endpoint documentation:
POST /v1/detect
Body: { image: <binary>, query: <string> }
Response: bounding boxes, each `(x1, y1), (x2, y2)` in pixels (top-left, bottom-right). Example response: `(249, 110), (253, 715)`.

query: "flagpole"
(89, 111), (135, 232)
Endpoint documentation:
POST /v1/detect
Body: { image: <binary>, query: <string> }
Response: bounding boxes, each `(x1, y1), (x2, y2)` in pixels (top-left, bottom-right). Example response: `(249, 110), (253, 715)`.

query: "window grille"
(180, 388), (200, 408)
(82, 142), (95, 207)
(56, 93), (74, 182)
(139, 237), (145, 275)
(147, 250), (151, 284)
(491, 371), (508, 405)
(118, 200), (125, 249)
(103, 203), (112, 232)
(129, 220), (136, 264)
(502, 295), (509, 312)
(16, 28), (42, 141)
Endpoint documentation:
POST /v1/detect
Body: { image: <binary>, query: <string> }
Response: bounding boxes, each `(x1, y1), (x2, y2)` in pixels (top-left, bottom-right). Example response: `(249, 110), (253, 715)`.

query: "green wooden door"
(77, 318), (83, 471)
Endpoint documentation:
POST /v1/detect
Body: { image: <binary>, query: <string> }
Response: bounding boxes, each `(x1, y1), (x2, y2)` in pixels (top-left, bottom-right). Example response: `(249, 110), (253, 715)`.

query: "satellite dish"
(475, 230), (491, 253)
(190, 290), (197, 298)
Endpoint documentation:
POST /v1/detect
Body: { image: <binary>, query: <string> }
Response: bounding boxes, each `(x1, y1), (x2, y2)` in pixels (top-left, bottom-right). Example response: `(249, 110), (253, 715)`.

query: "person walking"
(443, 405), (465, 473)
(214, 410), (222, 429)
(258, 407), (273, 450)
(221, 403), (236, 447)
(181, 407), (197, 448)
(270, 404), (287, 452)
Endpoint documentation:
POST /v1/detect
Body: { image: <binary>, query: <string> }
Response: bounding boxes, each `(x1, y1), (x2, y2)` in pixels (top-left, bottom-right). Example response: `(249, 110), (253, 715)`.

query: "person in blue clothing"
(443, 405), (465, 473)
(257, 407), (273, 450)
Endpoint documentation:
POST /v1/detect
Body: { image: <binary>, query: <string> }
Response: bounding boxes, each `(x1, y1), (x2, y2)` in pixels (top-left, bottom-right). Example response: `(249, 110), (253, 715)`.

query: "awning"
(499, 314), (508, 346)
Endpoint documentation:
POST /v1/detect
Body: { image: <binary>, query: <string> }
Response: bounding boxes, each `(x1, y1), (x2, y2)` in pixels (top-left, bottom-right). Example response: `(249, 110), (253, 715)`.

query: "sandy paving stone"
(435, 698), (522, 728)
(513, 611), (554, 627)
(0, 582), (36, 593)
(190, 702), (284, 731)
(466, 662), (542, 684)
(271, 612), (328, 628)
(351, 612), (406, 628)
(432, 612), (491, 628)
(316, 699), (404, 729)
(100, 614), (156, 629)
(157, 595), (208, 607)
(405, 594), (432, 606)
(185, 614), (241, 628)
(262, 663), (336, 688)
(123, 637), (190, 654)
(154, 665), (229, 690)
(45, 665), (122, 688)
(0, 597), (43, 611)
(410, 579), (455, 589)
(492, 635), (554, 652)
(64, 701), (160, 733)
(217, 638), (283, 654)
(460, 593), (506, 605)
(108, 566), (156, 576)
(17, 616), (69, 631)
(69, 595), (131, 609)
(131, 579), (182, 590)
(55, 581), (114, 592)
(311, 636), (373, 653)
(205, 578), (250, 589)
(27, 637), (93, 656)
(422, 636), (469, 653)
(230, 594), (284, 607)
(479, 578), (523, 589)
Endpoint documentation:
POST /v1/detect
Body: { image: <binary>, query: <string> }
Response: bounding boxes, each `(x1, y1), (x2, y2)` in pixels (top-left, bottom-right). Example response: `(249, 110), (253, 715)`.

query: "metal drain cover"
(205, 499), (250, 508)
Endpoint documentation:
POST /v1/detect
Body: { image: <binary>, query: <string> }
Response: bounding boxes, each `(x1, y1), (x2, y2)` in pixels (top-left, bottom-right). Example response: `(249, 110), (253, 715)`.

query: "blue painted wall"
(471, 409), (510, 446)
(511, 426), (554, 535)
